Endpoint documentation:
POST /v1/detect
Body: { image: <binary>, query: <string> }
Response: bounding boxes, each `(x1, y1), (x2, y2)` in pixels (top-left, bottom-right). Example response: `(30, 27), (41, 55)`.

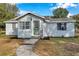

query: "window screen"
(57, 23), (66, 30)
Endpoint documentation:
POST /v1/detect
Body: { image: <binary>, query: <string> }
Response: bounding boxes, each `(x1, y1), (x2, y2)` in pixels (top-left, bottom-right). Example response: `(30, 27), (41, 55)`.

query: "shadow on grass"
(8, 36), (18, 39)
(40, 36), (79, 40)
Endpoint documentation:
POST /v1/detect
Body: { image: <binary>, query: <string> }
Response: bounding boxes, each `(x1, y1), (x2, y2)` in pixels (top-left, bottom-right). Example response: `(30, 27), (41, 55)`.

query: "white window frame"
(25, 22), (30, 29)
(19, 21), (30, 29)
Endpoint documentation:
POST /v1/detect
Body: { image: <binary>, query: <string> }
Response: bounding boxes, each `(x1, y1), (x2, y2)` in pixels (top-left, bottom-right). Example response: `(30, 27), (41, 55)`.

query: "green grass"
(49, 37), (79, 44)
(0, 31), (6, 37)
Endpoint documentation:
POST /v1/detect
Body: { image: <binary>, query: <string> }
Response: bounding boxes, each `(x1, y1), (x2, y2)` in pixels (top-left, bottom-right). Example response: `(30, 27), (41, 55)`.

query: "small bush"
(41, 37), (50, 40)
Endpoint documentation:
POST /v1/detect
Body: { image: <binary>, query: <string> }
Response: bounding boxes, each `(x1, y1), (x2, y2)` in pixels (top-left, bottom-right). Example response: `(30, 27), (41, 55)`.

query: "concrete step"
(23, 39), (39, 45)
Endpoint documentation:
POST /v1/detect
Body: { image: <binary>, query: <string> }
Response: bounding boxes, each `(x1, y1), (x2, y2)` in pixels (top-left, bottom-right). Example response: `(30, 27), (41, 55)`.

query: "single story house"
(5, 12), (76, 38)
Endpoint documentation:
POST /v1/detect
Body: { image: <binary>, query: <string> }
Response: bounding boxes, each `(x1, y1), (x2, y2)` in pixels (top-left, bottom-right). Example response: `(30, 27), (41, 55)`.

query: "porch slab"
(23, 39), (39, 45)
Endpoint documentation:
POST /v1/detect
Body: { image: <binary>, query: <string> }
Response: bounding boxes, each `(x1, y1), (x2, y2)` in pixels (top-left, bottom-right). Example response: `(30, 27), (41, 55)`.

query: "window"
(12, 23), (16, 30)
(33, 21), (40, 35)
(57, 23), (66, 30)
(19, 22), (30, 29)
(34, 21), (39, 29)
(25, 22), (30, 29)
(19, 22), (24, 29)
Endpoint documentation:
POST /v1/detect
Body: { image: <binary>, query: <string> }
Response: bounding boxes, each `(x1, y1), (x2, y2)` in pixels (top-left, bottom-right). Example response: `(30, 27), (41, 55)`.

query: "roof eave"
(4, 20), (18, 23)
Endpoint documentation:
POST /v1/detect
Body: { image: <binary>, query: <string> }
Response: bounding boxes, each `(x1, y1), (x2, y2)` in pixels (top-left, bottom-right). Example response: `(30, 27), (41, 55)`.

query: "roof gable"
(11, 13), (45, 21)
(4, 12), (45, 23)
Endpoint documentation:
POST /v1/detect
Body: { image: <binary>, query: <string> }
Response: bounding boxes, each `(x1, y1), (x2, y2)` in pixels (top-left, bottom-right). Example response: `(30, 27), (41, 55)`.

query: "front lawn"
(1, 30), (79, 56)
(33, 37), (79, 56)
(0, 31), (23, 56)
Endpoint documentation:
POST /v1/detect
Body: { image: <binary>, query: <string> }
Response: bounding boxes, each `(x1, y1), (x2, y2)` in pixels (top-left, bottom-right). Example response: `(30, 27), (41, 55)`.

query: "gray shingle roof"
(4, 12), (76, 23)
(44, 16), (76, 22)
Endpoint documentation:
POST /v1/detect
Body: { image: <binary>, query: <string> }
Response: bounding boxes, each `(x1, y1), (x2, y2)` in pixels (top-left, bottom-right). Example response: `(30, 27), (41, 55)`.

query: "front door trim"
(32, 20), (40, 36)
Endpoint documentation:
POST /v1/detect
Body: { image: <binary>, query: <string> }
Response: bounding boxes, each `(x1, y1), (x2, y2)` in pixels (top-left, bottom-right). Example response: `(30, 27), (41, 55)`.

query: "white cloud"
(17, 10), (40, 16)
(18, 10), (31, 16)
(61, 3), (77, 8)
(67, 13), (73, 18)
(50, 3), (78, 11)
(49, 3), (63, 11)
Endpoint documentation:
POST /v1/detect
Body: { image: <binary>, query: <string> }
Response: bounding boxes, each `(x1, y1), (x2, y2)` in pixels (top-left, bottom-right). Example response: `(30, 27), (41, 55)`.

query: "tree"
(5, 4), (18, 15)
(72, 14), (79, 28)
(72, 14), (79, 20)
(53, 8), (69, 18)
(0, 3), (19, 30)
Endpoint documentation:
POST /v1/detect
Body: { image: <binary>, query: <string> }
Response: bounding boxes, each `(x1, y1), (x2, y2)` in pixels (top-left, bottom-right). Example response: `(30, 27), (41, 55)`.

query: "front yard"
(0, 31), (23, 56)
(1, 30), (79, 56)
(33, 37), (79, 56)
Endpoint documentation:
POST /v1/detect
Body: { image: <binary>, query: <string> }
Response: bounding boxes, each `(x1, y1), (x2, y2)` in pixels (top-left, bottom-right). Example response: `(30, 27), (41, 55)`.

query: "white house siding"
(17, 15), (32, 38)
(17, 14), (43, 38)
(43, 22), (75, 37)
(6, 23), (17, 35)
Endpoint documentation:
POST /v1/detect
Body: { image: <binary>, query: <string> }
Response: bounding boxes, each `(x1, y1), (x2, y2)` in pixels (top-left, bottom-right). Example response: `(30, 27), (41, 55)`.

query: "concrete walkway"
(16, 39), (39, 56)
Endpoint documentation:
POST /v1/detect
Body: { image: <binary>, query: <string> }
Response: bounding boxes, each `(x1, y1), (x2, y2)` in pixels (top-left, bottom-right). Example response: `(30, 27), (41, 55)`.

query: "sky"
(16, 3), (79, 17)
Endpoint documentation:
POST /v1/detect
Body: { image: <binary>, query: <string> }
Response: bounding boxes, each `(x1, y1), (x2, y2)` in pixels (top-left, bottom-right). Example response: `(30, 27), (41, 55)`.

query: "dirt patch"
(33, 40), (60, 56)
(33, 39), (79, 56)
(0, 37), (23, 56)
(64, 43), (79, 52)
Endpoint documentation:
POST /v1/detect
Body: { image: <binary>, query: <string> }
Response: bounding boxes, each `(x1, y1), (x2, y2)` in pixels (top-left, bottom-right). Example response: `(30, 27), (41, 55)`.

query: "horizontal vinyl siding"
(43, 22), (75, 37)
(6, 23), (17, 35)
(18, 29), (32, 38)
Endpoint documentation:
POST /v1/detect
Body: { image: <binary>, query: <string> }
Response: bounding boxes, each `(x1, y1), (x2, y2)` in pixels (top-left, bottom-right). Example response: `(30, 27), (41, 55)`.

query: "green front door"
(33, 21), (40, 36)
